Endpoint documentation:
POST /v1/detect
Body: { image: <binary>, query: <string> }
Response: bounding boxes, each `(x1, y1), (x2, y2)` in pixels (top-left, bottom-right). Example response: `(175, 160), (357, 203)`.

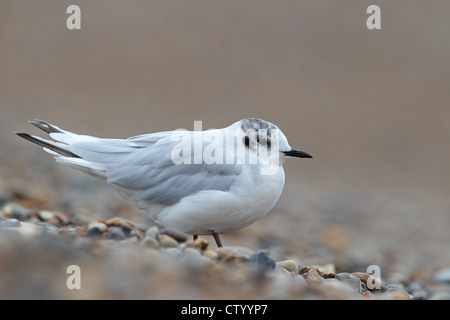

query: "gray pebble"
(184, 247), (202, 256)
(179, 252), (207, 272)
(247, 251), (276, 276)
(434, 267), (450, 284)
(120, 224), (133, 237)
(88, 222), (107, 233)
(2, 203), (29, 220)
(0, 218), (22, 228)
(37, 210), (55, 221)
(87, 226), (103, 238)
(36, 222), (60, 231)
(428, 291), (450, 300)
(381, 284), (411, 297)
(106, 226), (126, 240)
(335, 272), (362, 294)
(141, 236), (159, 249)
(408, 282), (428, 300)
(162, 247), (183, 258)
(0, 194), (13, 208)
(277, 260), (299, 275)
(144, 226), (160, 239)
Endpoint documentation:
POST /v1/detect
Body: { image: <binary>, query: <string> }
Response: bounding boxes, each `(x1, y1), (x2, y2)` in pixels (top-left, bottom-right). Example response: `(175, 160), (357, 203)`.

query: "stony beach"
(1, 1), (450, 301)
(1, 192), (449, 300)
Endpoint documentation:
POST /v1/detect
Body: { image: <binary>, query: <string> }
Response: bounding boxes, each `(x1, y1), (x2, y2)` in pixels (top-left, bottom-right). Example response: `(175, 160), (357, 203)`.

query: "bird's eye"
(244, 136), (250, 147)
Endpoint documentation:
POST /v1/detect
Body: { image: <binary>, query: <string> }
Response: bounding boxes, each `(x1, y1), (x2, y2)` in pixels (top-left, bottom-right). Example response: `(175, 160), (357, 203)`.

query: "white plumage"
(16, 118), (312, 247)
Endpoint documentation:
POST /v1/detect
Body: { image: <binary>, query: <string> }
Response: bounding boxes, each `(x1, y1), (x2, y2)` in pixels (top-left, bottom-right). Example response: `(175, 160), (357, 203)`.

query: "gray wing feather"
(20, 120), (243, 206)
(105, 134), (242, 205)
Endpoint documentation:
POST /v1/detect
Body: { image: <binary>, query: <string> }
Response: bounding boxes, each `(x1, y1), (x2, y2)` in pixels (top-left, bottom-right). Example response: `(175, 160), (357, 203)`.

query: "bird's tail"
(16, 120), (80, 158)
(15, 119), (124, 178)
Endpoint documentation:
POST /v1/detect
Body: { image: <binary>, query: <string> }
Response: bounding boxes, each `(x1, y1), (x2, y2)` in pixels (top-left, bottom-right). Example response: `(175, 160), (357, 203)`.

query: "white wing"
(20, 121), (243, 206)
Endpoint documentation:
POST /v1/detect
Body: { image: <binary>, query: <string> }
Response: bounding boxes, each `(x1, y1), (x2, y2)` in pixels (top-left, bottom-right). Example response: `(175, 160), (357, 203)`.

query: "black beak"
(283, 149), (313, 158)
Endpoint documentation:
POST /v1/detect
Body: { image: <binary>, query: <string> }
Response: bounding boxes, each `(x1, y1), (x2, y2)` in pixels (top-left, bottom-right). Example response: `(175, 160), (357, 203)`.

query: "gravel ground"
(0, 184), (449, 300)
(1, 0), (450, 300)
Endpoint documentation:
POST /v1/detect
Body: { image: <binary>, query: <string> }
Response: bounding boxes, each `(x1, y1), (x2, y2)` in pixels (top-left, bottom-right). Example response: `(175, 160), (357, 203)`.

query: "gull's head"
(233, 118), (312, 164)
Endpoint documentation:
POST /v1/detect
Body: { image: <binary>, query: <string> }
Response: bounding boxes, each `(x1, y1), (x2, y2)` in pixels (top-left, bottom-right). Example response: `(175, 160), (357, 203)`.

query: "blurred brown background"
(1, 0), (449, 282)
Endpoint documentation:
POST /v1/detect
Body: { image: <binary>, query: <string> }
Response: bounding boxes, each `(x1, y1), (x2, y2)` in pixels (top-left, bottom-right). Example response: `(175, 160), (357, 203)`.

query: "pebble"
(184, 247), (202, 256)
(335, 273), (362, 294)
(188, 238), (209, 251)
(220, 249), (251, 263)
(381, 284), (411, 299)
(0, 218), (22, 228)
(140, 236), (159, 249)
(86, 221), (108, 238)
(276, 260), (299, 275)
(433, 267), (450, 284)
(160, 228), (188, 243)
(140, 226), (160, 248)
(247, 251), (276, 275)
(2, 203), (29, 220)
(179, 252), (209, 272)
(144, 226), (160, 239)
(99, 217), (136, 228)
(88, 221), (108, 233)
(36, 222), (60, 232)
(428, 291), (450, 300)
(388, 292), (411, 300)
(87, 226), (103, 238)
(352, 272), (381, 290)
(162, 247), (183, 258)
(305, 268), (323, 285)
(120, 224), (133, 237)
(278, 266), (291, 276)
(38, 210), (55, 221)
(106, 226), (127, 240)
(0, 194), (12, 208)
(408, 282), (428, 300)
(315, 263), (336, 275)
(203, 249), (218, 260)
(159, 234), (179, 248)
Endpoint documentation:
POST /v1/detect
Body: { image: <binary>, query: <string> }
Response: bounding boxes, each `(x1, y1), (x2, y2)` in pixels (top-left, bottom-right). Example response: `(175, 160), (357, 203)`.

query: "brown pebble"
(276, 260), (299, 275)
(215, 248), (249, 263)
(159, 234), (179, 248)
(352, 272), (371, 283)
(390, 292), (411, 300)
(203, 249), (218, 260)
(362, 291), (373, 298)
(352, 272), (382, 289)
(305, 269), (323, 285)
(54, 211), (71, 225)
(160, 227), (188, 243)
(188, 238), (209, 250)
(45, 217), (61, 226)
(98, 217), (136, 228)
(299, 266), (311, 275)
(279, 266), (292, 276)
(315, 263), (336, 274)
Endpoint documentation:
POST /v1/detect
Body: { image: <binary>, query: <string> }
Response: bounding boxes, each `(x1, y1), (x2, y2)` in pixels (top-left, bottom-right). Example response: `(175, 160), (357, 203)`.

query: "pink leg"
(212, 232), (223, 248)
